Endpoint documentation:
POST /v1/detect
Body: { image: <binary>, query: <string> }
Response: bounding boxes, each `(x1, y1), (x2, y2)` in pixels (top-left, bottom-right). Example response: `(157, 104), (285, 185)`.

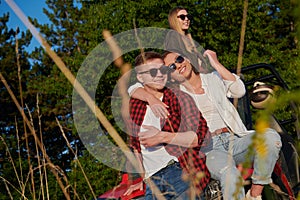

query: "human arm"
(125, 116), (145, 197)
(123, 150), (145, 196)
(203, 50), (236, 81)
(123, 181), (144, 196)
(138, 125), (198, 148)
(177, 91), (209, 147)
(139, 90), (208, 149)
(128, 83), (169, 118)
(204, 50), (246, 98)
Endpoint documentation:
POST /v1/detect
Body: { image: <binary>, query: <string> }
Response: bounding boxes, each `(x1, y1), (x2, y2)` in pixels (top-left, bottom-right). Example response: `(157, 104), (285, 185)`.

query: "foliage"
(0, 0), (299, 199)
(0, 13), (34, 199)
(0, 13), (32, 127)
(67, 151), (120, 199)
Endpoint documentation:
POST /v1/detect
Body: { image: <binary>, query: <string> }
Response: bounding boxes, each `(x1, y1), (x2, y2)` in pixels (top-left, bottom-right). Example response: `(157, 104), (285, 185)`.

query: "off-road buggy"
(98, 63), (300, 200)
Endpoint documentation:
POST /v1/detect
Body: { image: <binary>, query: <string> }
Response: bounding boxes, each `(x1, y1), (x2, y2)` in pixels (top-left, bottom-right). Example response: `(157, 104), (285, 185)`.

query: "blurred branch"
(234, 0), (248, 108)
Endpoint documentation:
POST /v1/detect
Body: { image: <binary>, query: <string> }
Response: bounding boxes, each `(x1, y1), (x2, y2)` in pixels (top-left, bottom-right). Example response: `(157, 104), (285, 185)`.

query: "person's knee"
(206, 151), (235, 178)
(265, 128), (282, 152)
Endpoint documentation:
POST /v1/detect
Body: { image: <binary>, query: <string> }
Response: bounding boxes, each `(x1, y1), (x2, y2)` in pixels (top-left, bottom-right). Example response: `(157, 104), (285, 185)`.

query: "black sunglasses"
(138, 66), (170, 77)
(168, 55), (185, 71)
(177, 14), (192, 21)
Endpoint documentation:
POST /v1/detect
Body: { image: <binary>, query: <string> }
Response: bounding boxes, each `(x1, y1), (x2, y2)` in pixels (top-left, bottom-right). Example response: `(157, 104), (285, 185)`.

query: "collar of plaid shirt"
(129, 87), (210, 193)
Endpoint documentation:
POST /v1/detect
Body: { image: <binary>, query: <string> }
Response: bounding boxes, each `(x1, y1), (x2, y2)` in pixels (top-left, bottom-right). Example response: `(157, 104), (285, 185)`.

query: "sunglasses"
(138, 66), (170, 77)
(177, 14), (192, 21)
(168, 55), (185, 71)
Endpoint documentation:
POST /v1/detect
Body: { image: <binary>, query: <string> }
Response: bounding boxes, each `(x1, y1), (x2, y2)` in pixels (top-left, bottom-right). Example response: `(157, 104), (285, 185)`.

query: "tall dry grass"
(0, 28), (98, 200)
(0, 80), (101, 199)
(1, 0), (300, 200)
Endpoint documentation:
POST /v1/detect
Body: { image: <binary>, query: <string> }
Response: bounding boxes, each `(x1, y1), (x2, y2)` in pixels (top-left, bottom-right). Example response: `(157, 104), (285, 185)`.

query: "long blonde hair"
(168, 6), (209, 73)
(168, 7), (197, 52)
(168, 6), (187, 35)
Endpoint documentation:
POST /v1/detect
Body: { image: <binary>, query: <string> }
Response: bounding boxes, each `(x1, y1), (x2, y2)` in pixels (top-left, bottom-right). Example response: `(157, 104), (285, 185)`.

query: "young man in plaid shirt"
(124, 51), (210, 199)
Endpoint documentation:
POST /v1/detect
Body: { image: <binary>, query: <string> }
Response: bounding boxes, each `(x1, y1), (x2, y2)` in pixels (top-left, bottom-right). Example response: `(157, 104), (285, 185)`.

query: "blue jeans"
(145, 162), (205, 200)
(204, 128), (282, 200)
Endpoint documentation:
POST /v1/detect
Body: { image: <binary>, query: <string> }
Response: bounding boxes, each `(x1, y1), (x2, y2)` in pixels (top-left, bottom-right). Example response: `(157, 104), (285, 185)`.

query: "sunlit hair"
(162, 50), (173, 60)
(162, 51), (199, 75)
(168, 6), (188, 35)
(134, 51), (163, 72)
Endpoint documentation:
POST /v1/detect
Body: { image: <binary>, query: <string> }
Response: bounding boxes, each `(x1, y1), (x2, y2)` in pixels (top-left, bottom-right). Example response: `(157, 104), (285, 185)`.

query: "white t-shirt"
(140, 104), (178, 179)
(182, 88), (227, 132)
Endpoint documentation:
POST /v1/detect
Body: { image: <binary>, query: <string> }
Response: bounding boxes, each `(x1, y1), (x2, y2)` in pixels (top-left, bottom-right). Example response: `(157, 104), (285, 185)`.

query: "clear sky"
(1, 0), (50, 51)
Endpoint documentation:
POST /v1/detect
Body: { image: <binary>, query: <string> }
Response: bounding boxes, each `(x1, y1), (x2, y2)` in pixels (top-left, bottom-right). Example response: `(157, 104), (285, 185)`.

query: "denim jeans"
(204, 128), (282, 200)
(145, 162), (205, 200)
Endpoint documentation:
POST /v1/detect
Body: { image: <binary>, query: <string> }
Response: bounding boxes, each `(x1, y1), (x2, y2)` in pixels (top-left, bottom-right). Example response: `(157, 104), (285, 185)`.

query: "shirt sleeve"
(128, 82), (144, 97)
(128, 98), (144, 153)
(223, 74), (246, 98)
(175, 91), (208, 146)
(212, 71), (246, 98)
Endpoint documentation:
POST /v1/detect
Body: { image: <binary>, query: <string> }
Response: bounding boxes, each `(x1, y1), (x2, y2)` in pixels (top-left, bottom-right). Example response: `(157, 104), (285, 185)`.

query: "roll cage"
(98, 63), (300, 200)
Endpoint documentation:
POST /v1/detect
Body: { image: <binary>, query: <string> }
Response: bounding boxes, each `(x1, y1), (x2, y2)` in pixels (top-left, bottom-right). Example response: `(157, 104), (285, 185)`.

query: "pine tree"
(1, 0), (299, 198)
(0, 13), (34, 199)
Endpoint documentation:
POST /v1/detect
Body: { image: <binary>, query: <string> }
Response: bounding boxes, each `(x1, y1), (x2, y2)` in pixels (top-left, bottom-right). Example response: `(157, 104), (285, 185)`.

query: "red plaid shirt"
(129, 87), (210, 193)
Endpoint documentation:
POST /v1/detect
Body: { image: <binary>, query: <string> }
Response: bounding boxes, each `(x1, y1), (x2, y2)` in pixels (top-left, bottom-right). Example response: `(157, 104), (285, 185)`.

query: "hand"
(203, 50), (221, 69)
(150, 104), (169, 119)
(203, 49), (235, 80)
(123, 181), (144, 196)
(139, 125), (164, 147)
(147, 95), (169, 118)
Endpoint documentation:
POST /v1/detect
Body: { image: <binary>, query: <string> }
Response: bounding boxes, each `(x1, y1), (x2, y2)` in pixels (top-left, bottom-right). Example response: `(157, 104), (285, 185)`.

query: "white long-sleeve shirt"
(128, 71), (253, 136)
